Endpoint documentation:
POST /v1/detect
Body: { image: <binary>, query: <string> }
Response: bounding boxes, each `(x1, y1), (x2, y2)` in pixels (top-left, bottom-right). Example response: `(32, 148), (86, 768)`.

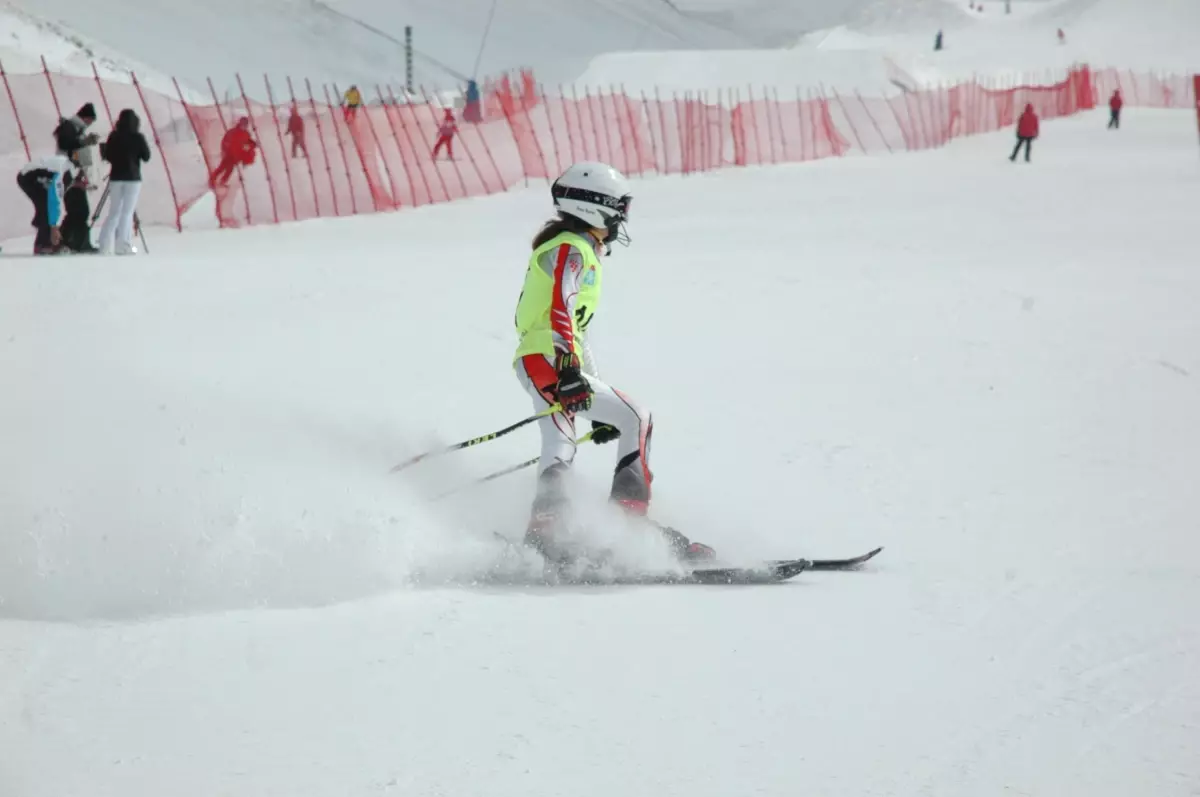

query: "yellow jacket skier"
(513, 161), (715, 564)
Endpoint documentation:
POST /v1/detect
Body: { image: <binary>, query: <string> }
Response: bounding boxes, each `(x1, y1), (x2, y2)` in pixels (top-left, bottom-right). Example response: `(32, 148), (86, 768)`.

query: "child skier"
(431, 109), (458, 160)
(17, 154), (75, 255)
(512, 161), (715, 565)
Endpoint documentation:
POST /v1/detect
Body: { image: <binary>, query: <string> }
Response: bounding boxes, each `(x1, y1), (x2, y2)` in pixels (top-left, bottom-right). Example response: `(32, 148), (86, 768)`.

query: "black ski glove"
(591, 422), (620, 444)
(554, 352), (592, 413)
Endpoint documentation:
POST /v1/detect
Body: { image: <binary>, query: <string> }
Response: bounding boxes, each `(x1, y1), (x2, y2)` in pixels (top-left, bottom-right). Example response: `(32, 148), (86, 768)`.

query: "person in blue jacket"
(17, 154), (75, 255)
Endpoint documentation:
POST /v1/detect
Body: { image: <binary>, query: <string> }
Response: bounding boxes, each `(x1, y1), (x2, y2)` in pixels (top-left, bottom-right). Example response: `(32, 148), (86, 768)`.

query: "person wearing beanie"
(53, 102), (101, 252)
(55, 103), (99, 160)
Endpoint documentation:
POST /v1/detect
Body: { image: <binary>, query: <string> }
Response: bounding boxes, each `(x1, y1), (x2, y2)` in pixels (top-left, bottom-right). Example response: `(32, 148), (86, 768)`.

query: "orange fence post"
(263, 75), (299, 221)
(0, 59), (30, 159)
(673, 90), (689, 174)
(596, 87), (618, 170)
(639, 89), (660, 173)
(321, 84), (359, 213)
(420, 86), (467, 197)
(559, 84), (579, 163)
(40, 56), (63, 118)
(1193, 76), (1200, 147)
(332, 82), (380, 212)
(382, 86), (431, 205)
(829, 88), (864, 153)
(236, 74), (280, 224)
(540, 85), (563, 176)
(173, 76), (214, 221)
(618, 84), (645, 176)
(374, 86), (418, 203)
(299, 78), (338, 216)
(855, 91), (891, 153)
(283, 75), (323, 215)
(208, 76), (253, 225)
(90, 63), (114, 125)
(464, 87), (505, 192)
(131, 73), (184, 231)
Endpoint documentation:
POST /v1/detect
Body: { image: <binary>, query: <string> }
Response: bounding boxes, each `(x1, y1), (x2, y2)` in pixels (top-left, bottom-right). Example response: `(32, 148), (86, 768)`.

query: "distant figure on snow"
(432, 108), (458, 160)
(210, 117), (257, 188)
(934, 30), (944, 51)
(1107, 90), (1123, 129)
(1010, 103), (1038, 162)
(98, 108), (151, 255)
(1057, 28), (1066, 44)
(1005, 0), (1011, 13)
(342, 85), (362, 123)
(287, 104), (307, 158)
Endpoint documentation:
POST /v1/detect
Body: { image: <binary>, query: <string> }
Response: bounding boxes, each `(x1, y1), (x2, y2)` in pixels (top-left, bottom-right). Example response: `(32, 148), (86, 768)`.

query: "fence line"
(2, 64), (1196, 242)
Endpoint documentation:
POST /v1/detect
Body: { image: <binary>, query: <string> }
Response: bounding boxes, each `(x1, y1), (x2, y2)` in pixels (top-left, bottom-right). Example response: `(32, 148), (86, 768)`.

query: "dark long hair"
(532, 212), (592, 249)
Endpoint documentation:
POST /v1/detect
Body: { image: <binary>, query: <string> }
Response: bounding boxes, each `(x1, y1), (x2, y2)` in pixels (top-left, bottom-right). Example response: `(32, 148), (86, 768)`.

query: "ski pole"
(390, 403), (563, 473)
(90, 178), (111, 225)
(134, 212), (149, 253)
(434, 430), (596, 499)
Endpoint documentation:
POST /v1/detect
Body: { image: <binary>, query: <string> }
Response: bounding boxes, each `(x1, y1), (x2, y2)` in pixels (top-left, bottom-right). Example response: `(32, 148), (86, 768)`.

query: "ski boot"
(522, 465), (592, 577)
(614, 498), (716, 564)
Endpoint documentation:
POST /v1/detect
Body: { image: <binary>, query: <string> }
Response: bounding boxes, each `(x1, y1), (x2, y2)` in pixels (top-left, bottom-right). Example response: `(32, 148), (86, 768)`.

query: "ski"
(783, 546), (883, 571)
(684, 558), (810, 584)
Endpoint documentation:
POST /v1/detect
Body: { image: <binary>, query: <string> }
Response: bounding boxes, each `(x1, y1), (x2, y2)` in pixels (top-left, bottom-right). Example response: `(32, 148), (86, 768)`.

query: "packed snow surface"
(2, 109), (1198, 796)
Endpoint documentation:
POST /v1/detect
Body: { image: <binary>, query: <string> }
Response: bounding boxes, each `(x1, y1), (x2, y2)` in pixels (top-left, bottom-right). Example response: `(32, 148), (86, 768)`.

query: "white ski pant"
(98, 180), (142, 252)
(517, 354), (653, 504)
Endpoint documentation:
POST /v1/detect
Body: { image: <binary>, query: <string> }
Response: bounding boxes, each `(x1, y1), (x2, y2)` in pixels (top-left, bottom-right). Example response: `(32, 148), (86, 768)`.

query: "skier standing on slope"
(1107, 90), (1123, 129)
(512, 161), (715, 565)
(210, 118), (257, 188)
(1010, 103), (1038, 162)
(431, 108), (458, 160)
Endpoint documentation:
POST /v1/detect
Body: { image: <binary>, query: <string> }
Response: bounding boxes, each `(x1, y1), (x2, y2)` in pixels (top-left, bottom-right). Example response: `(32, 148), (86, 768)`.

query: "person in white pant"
(98, 108), (151, 254)
(511, 161), (715, 565)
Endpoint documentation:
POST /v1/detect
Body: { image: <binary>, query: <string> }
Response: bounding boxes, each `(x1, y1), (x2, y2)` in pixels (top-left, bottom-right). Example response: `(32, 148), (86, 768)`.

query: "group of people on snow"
(1008, 89), (1123, 163)
(17, 101), (150, 256)
(212, 100), (461, 190)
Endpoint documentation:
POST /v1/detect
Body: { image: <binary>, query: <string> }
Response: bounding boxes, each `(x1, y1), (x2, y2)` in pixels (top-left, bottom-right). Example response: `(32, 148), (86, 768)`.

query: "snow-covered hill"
(4, 0), (1200, 794)
(3, 110), (1199, 795)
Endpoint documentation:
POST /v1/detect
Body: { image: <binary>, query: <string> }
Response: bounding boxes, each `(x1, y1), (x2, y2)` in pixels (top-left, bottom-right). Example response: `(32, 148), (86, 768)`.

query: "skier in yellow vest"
(513, 162), (715, 565)
(342, 85), (362, 122)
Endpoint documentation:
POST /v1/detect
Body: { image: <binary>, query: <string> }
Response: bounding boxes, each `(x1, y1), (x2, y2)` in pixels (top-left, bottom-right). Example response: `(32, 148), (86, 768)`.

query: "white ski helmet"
(551, 161), (632, 246)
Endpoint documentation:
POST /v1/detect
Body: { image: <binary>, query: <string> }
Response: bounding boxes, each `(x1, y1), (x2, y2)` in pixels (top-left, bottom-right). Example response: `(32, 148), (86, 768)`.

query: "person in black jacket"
(54, 102), (101, 252)
(97, 108), (151, 254)
(55, 102), (99, 159)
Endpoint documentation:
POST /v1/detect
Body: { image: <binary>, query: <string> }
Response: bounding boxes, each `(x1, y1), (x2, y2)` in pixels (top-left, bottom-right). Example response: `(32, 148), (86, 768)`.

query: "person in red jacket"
(286, 104), (307, 158)
(431, 108), (458, 160)
(1010, 103), (1038, 162)
(210, 117), (257, 187)
(1107, 90), (1123, 129)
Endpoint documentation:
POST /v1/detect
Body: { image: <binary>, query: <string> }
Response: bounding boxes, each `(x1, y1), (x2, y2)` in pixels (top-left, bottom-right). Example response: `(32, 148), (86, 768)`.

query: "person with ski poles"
(431, 108), (458, 160)
(512, 161), (715, 565)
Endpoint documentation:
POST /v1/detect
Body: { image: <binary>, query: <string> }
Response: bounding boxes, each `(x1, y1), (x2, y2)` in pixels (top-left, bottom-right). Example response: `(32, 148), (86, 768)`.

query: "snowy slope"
(10, 0), (1198, 99)
(579, 0), (1200, 93)
(10, 0), (763, 94)
(3, 110), (1199, 795)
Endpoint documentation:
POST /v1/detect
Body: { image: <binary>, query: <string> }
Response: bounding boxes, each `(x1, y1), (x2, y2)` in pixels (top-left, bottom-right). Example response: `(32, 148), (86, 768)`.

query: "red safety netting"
(2, 62), (1195, 242)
